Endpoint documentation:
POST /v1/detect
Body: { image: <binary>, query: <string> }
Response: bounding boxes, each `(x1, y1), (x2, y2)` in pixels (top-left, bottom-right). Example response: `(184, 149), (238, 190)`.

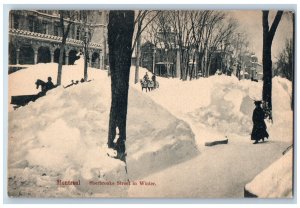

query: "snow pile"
(8, 61), (198, 197)
(126, 87), (198, 179)
(269, 77), (293, 143)
(134, 67), (293, 144)
(8, 62), (293, 197)
(245, 148), (293, 198)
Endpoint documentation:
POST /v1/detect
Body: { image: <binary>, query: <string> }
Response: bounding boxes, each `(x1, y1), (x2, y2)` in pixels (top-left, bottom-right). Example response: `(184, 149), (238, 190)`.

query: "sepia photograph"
(6, 7), (294, 199)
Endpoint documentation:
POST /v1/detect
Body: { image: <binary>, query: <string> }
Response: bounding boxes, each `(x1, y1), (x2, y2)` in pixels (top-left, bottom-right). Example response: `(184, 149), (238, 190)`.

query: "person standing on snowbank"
(143, 72), (149, 82)
(251, 101), (269, 144)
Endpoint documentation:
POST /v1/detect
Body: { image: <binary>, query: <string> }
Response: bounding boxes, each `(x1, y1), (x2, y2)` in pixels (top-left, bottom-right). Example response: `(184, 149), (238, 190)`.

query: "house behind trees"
(9, 10), (108, 73)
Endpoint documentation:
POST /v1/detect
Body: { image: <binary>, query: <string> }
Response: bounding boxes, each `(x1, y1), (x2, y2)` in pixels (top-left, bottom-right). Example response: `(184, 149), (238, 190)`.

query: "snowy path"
(127, 71), (292, 197)
(128, 138), (290, 198)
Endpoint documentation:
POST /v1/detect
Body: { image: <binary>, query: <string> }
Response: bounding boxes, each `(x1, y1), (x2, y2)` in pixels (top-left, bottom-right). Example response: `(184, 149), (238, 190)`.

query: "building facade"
(9, 10), (108, 69)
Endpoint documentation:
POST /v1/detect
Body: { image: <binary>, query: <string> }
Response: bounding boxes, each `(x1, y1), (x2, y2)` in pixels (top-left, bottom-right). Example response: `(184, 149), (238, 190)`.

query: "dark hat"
(254, 100), (262, 105)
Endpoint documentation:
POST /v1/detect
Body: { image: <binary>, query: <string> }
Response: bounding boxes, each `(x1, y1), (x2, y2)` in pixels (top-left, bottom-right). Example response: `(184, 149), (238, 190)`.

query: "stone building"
(9, 10), (108, 69)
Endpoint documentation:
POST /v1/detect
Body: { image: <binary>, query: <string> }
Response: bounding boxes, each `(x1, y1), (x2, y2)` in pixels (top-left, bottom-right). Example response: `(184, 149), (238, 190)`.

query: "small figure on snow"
(152, 74), (156, 88)
(143, 72), (149, 82)
(64, 80), (75, 88)
(251, 101), (269, 144)
(45, 77), (55, 91)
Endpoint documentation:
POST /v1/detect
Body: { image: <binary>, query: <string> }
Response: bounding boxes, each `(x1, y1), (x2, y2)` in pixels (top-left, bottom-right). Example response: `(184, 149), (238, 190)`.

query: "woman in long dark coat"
(251, 101), (269, 144)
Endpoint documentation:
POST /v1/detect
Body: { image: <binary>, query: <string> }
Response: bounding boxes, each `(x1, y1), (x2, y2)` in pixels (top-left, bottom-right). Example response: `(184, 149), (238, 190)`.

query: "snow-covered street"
(7, 61), (293, 198)
(128, 137), (288, 198)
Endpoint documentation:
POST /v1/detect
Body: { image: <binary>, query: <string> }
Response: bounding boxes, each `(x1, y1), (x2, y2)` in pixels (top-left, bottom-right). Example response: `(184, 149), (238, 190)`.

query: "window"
(54, 22), (59, 36)
(76, 28), (80, 40)
(28, 17), (34, 32)
(13, 14), (20, 29)
(28, 16), (39, 32)
(39, 20), (48, 34)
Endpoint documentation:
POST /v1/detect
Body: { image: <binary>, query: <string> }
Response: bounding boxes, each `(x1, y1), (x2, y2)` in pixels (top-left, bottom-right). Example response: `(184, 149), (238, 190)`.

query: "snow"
(7, 58), (293, 197)
(245, 148), (293, 198)
(134, 67), (293, 145)
(8, 58), (198, 197)
(127, 137), (289, 198)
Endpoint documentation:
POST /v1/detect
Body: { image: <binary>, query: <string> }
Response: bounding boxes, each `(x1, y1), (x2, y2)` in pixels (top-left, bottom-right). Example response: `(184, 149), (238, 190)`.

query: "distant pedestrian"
(151, 74), (156, 88)
(251, 101), (269, 144)
(143, 72), (149, 82)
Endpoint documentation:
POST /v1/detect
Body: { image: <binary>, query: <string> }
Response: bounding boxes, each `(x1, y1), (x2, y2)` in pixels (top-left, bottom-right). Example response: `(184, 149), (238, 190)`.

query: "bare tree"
(77, 11), (98, 81)
(56, 11), (79, 86)
(275, 38), (293, 80)
(133, 11), (160, 84)
(262, 10), (283, 119)
(291, 12), (295, 111)
(143, 10), (239, 80)
(107, 11), (135, 162)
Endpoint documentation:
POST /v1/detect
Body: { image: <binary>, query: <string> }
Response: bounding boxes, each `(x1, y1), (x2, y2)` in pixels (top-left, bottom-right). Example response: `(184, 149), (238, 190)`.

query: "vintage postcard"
(7, 9), (294, 198)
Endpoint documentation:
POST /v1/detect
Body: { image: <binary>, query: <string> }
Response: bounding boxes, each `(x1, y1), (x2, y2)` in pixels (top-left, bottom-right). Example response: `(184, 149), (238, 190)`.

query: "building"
(140, 41), (177, 77)
(9, 10), (108, 70)
(242, 54), (263, 80)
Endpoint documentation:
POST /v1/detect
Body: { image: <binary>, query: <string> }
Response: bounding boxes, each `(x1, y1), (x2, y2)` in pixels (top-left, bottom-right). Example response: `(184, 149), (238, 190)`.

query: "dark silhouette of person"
(251, 101), (269, 144)
(44, 77), (55, 91)
(143, 72), (149, 82)
(152, 74), (156, 88)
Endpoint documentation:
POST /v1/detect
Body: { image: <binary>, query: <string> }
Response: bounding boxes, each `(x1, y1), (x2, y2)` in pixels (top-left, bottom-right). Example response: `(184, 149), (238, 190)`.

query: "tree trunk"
(84, 45), (88, 81)
(107, 11), (135, 161)
(262, 10), (283, 118)
(134, 33), (141, 84)
(262, 38), (272, 110)
(291, 13), (295, 110)
(207, 55), (212, 77)
(180, 48), (184, 80)
(57, 39), (66, 86)
(185, 52), (189, 80)
(190, 52), (196, 80)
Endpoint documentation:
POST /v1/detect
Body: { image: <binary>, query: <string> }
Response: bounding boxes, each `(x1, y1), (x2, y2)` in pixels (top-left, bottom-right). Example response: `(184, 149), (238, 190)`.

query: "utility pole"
(152, 46), (156, 74)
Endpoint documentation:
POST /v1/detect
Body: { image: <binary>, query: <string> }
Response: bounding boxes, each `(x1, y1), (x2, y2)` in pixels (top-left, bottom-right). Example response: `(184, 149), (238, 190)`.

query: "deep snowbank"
(7, 62), (293, 197)
(245, 148), (293, 198)
(8, 63), (198, 197)
(135, 67), (293, 144)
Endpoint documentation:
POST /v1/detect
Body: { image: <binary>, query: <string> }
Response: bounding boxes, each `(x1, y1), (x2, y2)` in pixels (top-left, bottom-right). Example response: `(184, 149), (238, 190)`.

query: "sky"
(139, 10), (294, 63)
(229, 10), (294, 63)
